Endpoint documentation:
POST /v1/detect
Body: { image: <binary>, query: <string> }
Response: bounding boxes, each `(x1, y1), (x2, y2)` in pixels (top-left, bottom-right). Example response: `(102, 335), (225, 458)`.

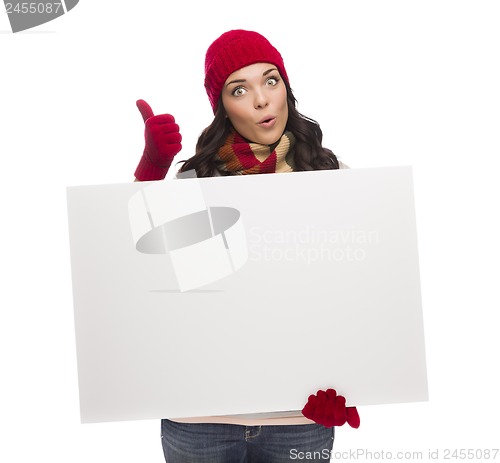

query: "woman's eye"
(266, 76), (280, 86)
(232, 87), (247, 97)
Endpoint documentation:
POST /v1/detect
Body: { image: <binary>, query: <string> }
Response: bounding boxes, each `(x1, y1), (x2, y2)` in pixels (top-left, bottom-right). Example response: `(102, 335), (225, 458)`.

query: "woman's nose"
(253, 89), (269, 109)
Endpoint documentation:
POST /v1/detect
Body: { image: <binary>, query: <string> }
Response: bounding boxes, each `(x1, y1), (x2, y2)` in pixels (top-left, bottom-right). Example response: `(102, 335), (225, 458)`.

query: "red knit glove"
(302, 389), (360, 428)
(134, 99), (182, 181)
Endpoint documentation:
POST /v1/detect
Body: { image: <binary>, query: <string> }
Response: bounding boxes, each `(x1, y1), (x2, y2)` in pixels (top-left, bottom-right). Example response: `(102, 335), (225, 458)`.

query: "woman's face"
(221, 62), (288, 145)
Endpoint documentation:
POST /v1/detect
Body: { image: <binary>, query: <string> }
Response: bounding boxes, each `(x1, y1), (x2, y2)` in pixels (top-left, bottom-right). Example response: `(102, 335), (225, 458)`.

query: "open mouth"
(259, 117), (276, 127)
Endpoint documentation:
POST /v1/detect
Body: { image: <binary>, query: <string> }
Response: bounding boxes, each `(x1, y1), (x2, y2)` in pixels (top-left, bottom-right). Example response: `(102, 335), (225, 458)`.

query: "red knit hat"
(204, 30), (289, 113)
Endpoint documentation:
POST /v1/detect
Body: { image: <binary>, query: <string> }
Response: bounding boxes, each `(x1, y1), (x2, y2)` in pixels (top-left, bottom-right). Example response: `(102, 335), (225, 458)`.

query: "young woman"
(134, 29), (359, 463)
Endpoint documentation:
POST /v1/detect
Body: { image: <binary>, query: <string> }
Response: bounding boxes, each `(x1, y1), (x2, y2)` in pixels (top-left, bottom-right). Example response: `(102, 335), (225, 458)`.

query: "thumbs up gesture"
(134, 99), (182, 181)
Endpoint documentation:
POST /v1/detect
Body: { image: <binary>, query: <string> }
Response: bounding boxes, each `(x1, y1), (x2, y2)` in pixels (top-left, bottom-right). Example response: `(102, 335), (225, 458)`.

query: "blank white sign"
(66, 166), (428, 423)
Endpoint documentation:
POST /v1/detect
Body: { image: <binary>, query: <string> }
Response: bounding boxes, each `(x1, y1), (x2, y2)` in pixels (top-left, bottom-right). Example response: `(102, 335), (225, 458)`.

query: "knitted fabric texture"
(215, 130), (296, 175)
(204, 29), (289, 112)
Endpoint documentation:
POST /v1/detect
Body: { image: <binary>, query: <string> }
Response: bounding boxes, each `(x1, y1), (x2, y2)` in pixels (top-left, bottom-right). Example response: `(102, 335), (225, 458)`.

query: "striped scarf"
(215, 130), (296, 175)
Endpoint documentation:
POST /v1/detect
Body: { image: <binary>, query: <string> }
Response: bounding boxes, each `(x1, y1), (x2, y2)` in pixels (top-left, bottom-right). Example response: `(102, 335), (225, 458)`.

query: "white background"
(1, 1), (499, 461)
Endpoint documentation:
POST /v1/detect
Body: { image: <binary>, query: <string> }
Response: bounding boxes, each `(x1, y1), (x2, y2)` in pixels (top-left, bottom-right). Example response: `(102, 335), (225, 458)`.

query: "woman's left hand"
(302, 389), (360, 428)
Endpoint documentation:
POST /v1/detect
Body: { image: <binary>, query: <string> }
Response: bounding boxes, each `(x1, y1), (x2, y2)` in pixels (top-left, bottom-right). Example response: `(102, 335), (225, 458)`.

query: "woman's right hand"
(134, 99), (182, 181)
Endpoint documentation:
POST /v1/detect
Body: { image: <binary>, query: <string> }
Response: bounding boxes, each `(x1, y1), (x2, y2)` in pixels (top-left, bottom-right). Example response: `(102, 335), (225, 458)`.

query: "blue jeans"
(161, 419), (334, 462)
